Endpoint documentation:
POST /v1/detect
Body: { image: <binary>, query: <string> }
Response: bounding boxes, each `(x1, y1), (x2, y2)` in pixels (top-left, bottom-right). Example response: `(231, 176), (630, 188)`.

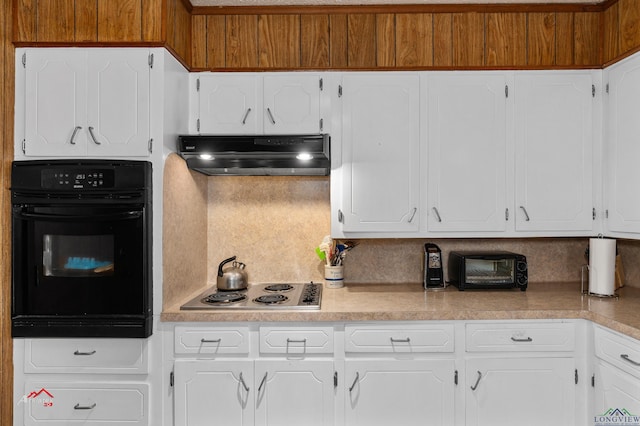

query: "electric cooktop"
(180, 282), (322, 310)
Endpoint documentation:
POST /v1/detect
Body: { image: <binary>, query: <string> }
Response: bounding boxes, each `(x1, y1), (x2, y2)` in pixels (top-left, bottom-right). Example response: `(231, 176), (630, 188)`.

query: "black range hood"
(178, 134), (330, 176)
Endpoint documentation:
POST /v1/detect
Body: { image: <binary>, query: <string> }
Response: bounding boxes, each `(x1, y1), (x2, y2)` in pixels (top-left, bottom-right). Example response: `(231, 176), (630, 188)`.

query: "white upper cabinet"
(338, 73), (420, 233)
(605, 53), (640, 234)
(23, 48), (151, 157)
(427, 73), (508, 233)
(514, 72), (594, 232)
(195, 73), (324, 135)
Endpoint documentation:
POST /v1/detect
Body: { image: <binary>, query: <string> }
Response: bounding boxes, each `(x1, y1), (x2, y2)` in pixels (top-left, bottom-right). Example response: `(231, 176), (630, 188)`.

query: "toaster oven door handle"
(511, 336), (533, 342)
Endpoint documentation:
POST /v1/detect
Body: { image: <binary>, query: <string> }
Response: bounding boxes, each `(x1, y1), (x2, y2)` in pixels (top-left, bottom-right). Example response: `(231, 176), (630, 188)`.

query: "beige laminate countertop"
(161, 282), (640, 340)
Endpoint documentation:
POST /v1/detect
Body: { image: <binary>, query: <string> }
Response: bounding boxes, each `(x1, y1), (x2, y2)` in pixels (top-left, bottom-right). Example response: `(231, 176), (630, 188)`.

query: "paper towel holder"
(581, 264), (618, 298)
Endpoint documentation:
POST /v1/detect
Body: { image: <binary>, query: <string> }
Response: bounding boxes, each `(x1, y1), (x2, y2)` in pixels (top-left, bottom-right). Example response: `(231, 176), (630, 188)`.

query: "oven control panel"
(41, 169), (115, 189)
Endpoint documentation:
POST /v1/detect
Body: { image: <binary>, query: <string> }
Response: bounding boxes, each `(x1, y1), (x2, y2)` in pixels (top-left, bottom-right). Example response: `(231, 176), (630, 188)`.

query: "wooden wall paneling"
(433, 13), (453, 67)
(603, 1), (619, 63)
(37, 0), (75, 42)
(396, 13), (433, 67)
(173, 0), (191, 63)
(1, 0), (13, 424)
(574, 11), (601, 65)
(452, 12), (484, 67)
(300, 14), (329, 68)
(329, 14), (348, 68)
(191, 15), (208, 68)
(527, 12), (555, 66)
(376, 13), (395, 67)
(619, 0), (640, 54)
(226, 15), (258, 68)
(206, 15), (226, 68)
(555, 12), (574, 65)
(97, 0), (142, 42)
(142, 0), (164, 42)
(13, 0), (36, 42)
(347, 14), (376, 67)
(258, 14), (300, 68)
(486, 12), (527, 66)
(75, 0), (98, 42)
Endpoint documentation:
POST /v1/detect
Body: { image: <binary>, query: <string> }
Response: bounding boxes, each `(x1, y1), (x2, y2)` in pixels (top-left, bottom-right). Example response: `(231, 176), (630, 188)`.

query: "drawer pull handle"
(258, 372), (268, 392)
(73, 350), (96, 356)
(470, 371), (483, 391)
(620, 354), (640, 366)
(69, 126), (82, 145)
(511, 337), (533, 342)
(239, 372), (250, 392)
(286, 338), (307, 343)
(201, 338), (221, 343)
(74, 403), (96, 410)
(349, 372), (360, 393)
(390, 337), (411, 343)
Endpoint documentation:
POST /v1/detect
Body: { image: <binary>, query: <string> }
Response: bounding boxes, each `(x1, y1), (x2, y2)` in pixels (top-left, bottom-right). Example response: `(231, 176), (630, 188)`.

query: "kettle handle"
(217, 256), (237, 277)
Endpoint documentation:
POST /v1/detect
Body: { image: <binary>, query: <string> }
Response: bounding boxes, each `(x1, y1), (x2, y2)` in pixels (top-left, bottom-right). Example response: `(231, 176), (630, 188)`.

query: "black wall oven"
(11, 160), (152, 338)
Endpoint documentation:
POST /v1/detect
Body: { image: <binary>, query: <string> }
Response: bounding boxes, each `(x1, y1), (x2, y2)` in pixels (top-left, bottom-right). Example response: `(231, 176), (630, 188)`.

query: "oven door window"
(14, 205), (146, 316)
(43, 234), (115, 277)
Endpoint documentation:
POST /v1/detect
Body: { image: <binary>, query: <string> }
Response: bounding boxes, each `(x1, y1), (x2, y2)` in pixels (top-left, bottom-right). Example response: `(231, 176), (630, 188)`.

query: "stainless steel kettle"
(216, 256), (248, 291)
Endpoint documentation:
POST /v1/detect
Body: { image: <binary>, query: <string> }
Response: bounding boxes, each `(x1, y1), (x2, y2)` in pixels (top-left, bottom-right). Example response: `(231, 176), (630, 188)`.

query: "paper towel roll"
(589, 238), (616, 296)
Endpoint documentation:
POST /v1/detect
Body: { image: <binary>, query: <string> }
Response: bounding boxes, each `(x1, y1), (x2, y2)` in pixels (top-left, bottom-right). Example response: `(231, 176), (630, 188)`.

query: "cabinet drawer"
(175, 325), (250, 354)
(23, 382), (148, 426)
(594, 325), (640, 379)
(25, 339), (148, 374)
(345, 324), (454, 353)
(259, 326), (334, 354)
(466, 322), (575, 352)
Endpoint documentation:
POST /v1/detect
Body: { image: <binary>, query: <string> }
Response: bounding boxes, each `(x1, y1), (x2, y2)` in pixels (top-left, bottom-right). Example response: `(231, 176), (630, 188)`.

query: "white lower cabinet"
(345, 359), (455, 426)
(174, 359), (254, 426)
(465, 357), (575, 426)
(255, 359), (335, 426)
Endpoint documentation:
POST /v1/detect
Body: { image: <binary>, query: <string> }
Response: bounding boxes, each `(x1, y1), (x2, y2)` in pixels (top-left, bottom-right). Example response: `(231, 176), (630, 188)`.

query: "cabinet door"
(606, 55), (640, 233)
(174, 359), (254, 426)
(254, 359), (334, 426)
(594, 361), (640, 423)
(345, 359), (455, 426)
(340, 73), (420, 233)
(86, 49), (151, 157)
(263, 74), (321, 134)
(427, 73), (508, 232)
(515, 72), (593, 232)
(466, 357), (575, 426)
(198, 74), (260, 134)
(24, 49), (87, 156)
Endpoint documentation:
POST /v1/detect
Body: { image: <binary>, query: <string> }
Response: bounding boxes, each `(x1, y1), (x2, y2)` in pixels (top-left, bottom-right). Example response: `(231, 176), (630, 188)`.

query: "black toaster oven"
(448, 251), (527, 291)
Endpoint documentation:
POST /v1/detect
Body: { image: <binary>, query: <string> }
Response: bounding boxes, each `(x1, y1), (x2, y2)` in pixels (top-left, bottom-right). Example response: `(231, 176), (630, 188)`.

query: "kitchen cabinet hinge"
(575, 369), (578, 384)
(196, 78), (200, 92)
(338, 85), (343, 98)
(454, 370), (458, 385)
(505, 85), (509, 98)
(21, 139), (26, 154)
(592, 84), (596, 98)
(593, 207), (596, 220)
(22, 52), (26, 68)
(148, 138), (153, 153)
(170, 371), (174, 387)
(505, 208), (509, 221)
(338, 209), (344, 223)
(606, 83), (610, 94)
(606, 209), (609, 219)
(320, 118), (324, 132)
(319, 78), (324, 91)
(197, 118), (200, 133)
(334, 371), (338, 388)
(148, 53), (154, 69)
(592, 374), (595, 387)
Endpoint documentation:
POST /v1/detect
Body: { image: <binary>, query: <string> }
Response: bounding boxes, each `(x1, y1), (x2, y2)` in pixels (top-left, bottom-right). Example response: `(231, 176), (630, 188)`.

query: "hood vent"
(178, 134), (331, 176)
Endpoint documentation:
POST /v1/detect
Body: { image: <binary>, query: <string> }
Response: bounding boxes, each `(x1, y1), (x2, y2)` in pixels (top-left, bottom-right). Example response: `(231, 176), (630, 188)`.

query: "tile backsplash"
(163, 154), (640, 308)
